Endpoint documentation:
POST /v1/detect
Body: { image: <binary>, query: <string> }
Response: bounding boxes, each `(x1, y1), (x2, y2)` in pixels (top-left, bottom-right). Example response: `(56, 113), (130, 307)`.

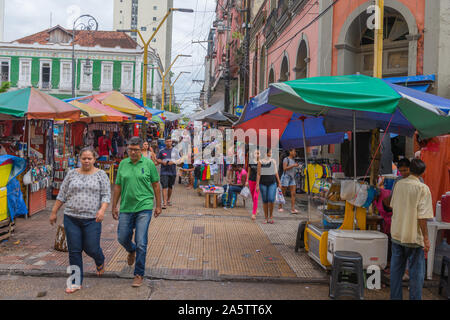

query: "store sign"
(235, 105), (244, 117)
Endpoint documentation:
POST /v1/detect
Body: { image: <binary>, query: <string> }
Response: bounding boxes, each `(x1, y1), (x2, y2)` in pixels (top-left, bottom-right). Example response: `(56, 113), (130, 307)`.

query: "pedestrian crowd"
(50, 134), (435, 300)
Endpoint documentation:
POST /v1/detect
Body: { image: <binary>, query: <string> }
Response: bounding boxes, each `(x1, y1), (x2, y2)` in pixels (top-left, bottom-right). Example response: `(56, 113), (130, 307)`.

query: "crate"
(0, 217), (11, 242)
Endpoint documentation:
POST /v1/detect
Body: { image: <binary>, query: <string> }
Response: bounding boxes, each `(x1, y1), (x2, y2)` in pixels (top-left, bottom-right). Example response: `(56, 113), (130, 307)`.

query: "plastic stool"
(438, 256), (450, 299)
(329, 251), (364, 300)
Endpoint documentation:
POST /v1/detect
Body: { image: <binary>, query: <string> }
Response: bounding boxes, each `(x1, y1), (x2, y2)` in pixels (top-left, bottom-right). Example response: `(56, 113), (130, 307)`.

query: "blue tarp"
(0, 155), (26, 185)
(383, 75), (435, 92)
(0, 155), (27, 221)
(7, 179), (27, 221)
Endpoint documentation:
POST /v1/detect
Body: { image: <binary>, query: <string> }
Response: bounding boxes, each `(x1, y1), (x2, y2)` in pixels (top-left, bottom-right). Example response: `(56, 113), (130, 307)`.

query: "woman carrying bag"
(50, 147), (111, 294)
(256, 149), (282, 224)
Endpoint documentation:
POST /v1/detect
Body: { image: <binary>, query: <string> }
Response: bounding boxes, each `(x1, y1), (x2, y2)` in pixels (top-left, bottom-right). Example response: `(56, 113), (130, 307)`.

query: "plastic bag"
(340, 180), (357, 200)
(348, 184), (369, 207)
(23, 169), (32, 185)
(275, 188), (285, 204)
(240, 186), (250, 199)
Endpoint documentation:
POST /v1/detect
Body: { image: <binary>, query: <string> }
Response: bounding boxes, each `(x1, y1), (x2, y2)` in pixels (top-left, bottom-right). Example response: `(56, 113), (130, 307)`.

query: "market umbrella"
(265, 74), (450, 139)
(86, 99), (129, 122)
(0, 87), (81, 120)
(70, 100), (128, 122)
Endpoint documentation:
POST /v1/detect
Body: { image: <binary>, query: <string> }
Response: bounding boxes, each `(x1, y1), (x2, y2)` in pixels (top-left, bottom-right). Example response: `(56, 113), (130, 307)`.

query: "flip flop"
(278, 208), (284, 212)
(65, 285), (82, 294)
(251, 214), (256, 221)
(162, 204), (167, 209)
(291, 209), (299, 214)
(96, 264), (105, 277)
(168, 201), (173, 206)
(269, 219), (274, 224)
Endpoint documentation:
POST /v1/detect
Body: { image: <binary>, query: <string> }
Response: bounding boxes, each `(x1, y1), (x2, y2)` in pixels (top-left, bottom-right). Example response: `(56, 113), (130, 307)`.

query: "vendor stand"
(0, 87), (80, 217)
(237, 74), (450, 271)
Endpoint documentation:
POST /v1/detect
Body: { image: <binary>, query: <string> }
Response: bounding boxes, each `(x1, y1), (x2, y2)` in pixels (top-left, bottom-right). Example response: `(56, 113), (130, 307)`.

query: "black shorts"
(160, 175), (176, 189)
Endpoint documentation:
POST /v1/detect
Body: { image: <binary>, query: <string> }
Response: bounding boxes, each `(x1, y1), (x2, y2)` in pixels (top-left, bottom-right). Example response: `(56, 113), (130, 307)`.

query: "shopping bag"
(54, 224), (68, 252)
(348, 183), (369, 207)
(275, 188), (285, 204)
(340, 180), (357, 200)
(240, 186), (250, 199)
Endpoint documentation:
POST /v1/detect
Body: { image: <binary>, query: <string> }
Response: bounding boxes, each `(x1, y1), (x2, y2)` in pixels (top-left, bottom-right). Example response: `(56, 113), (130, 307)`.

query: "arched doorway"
(279, 55), (289, 82)
(295, 39), (308, 79)
(336, 1), (418, 77)
(268, 68), (275, 85)
(259, 46), (266, 91)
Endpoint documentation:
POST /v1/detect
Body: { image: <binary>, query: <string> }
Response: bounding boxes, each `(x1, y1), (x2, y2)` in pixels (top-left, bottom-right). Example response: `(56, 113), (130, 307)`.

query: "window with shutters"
(101, 62), (113, 91)
(60, 61), (72, 90)
(19, 59), (32, 87)
(121, 63), (133, 92)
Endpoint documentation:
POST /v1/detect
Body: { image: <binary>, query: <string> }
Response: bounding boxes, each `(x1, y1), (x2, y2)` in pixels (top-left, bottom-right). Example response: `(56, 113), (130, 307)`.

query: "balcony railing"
(263, 9), (277, 39)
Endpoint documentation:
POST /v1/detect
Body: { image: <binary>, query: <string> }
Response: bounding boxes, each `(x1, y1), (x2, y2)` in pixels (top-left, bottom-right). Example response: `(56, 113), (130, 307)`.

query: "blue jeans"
(117, 210), (153, 276)
(226, 185), (243, 207)
(64, 215), (104, 285)
(259, 183), (277, 203)
(390, 242), (425, 300)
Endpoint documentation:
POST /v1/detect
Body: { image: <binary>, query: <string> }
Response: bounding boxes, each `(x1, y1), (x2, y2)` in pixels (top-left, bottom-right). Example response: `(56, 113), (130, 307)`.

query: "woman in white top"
(142, 141), (157, 164)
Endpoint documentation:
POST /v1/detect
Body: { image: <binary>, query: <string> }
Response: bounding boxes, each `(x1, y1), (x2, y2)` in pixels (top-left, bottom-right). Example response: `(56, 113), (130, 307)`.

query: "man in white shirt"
(389, 159), (433, 300)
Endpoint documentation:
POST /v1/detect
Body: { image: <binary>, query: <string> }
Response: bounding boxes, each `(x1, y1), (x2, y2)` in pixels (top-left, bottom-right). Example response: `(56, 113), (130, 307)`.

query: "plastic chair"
(329, 251), (364, 300)
(438, 256), (450, 299)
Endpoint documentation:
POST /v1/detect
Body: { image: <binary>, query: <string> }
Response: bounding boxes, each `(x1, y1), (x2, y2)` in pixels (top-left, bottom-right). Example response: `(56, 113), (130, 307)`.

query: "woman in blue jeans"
(256, 149), (282, 224)
(50, 147), (111, 294)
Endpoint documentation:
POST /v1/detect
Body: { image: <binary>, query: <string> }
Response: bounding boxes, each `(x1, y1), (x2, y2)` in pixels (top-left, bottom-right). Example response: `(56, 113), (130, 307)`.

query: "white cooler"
(327, 230), (388, 269)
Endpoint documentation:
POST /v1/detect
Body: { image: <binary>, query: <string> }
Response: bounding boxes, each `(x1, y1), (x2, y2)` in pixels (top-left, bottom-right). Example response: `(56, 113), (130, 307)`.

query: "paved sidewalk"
(0, 183), (325, 282)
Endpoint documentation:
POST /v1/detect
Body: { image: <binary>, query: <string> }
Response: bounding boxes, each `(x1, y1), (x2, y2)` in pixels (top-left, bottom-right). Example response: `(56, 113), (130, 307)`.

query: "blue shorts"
(281, 174), (296, 187)
(259, 183), (277, 203)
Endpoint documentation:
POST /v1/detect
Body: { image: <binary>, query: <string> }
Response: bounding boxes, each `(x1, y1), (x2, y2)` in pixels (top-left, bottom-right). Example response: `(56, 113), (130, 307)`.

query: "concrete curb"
(0, 268), (330, 284)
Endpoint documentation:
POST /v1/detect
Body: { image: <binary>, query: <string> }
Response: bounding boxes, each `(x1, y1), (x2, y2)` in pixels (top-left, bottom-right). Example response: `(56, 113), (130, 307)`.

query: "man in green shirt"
(112, 136), (161, 288)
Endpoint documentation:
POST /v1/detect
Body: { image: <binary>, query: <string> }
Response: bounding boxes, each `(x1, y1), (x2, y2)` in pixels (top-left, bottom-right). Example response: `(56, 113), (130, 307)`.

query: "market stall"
(241, 74), (450, 270)
(0, 87), (80, 216)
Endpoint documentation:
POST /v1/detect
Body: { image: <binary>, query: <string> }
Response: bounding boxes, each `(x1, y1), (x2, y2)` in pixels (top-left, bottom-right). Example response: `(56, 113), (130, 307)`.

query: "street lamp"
(117, 7), (193, 107)
(72, 15), (98, 98)
(161, 54), (191, 111)
(169, 71), (191, 112)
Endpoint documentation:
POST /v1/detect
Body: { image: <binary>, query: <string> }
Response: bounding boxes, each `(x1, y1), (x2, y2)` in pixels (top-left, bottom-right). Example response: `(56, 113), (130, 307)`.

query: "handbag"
(275, 188), (285, 204)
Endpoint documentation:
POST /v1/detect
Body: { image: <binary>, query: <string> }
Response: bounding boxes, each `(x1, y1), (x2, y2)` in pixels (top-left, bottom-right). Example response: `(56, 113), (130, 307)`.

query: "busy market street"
(0, 0), (449, 305)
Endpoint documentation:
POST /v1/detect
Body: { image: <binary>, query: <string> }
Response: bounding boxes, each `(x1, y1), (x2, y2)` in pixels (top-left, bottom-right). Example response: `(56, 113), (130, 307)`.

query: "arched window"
(279, 56), (289, 82)
(295, 39), (308, 79)
(268, 68), (275, 85)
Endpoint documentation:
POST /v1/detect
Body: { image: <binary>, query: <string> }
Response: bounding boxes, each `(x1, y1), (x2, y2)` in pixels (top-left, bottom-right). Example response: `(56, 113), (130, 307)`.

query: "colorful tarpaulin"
(265, 74), (450, 139)
(0, 87), (81, 120)
(87, 99), (129, 122)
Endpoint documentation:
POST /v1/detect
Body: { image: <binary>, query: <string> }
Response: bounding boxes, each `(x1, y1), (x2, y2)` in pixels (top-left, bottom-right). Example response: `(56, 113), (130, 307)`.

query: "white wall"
(0, 0), (5, 42)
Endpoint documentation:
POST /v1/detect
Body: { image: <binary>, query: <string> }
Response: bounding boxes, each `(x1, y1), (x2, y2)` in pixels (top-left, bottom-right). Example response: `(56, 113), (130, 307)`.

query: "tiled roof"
(13, 25), (139, 49)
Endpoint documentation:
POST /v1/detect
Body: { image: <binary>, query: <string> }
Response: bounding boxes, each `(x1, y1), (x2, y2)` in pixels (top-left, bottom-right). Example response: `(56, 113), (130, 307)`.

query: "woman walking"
(246, 149), (260, 221)
(279, 148), (300, 214)
(142, 141), (157, 164)
(50, 147), (111, 294)
(256, 149), (282, 224)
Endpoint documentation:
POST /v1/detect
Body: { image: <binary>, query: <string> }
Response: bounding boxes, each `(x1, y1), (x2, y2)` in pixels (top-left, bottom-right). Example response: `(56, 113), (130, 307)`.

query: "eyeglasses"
(127, 148), (141, 153)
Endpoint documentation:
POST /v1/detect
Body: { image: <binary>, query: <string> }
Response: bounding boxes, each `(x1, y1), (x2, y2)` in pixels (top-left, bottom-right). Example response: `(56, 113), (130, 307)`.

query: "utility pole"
(370, 0), (384, 185)
(224, 1), (233, 113)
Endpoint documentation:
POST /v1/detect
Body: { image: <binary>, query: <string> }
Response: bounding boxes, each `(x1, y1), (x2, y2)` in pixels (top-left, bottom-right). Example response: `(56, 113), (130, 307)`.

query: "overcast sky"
(4, 0), (216, 114)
